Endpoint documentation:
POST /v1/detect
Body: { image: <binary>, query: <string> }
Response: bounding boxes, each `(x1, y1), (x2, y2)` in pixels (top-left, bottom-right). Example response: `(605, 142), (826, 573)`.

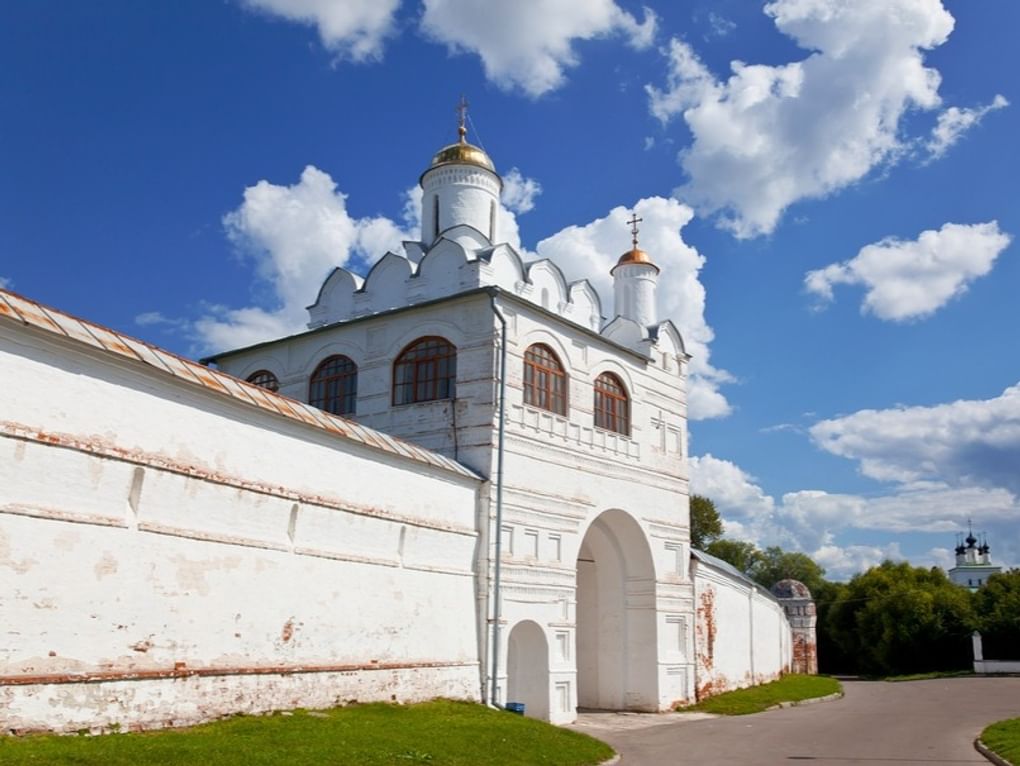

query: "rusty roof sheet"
(691, 548), (782, 603)
(0, 287), (480, 482)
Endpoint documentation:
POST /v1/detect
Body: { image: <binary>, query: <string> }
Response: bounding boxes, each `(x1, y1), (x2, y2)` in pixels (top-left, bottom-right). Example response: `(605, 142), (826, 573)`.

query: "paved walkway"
(571, 677), (1020, 765)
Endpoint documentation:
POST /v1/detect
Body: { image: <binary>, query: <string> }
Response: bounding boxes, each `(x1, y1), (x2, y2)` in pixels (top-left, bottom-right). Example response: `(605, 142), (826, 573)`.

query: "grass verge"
(982, 718), (1020, 765)
(683, 674), (842, 716)
(0, 699), (614, 766)
(883, 670), (974, 682)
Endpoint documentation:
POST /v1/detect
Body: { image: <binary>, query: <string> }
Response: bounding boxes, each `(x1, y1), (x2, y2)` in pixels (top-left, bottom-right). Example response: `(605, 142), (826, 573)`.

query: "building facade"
(0, 118), (802, 733)
(948, 528), (1002, 590)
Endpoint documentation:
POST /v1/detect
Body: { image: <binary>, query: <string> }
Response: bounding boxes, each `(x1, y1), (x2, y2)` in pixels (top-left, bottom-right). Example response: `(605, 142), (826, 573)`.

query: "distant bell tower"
(948, 523), (1001, 591)
(611, 213), (660, 328)
(419, 96), (503, 246)
(771, 579), (818, 675)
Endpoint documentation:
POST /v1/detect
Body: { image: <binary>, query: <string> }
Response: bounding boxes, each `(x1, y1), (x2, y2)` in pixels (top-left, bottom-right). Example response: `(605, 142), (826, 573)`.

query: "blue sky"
(2, 0), (1017, 579)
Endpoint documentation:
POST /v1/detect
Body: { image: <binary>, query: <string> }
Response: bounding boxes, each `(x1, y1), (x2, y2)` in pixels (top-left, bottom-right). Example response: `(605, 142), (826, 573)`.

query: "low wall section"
(0, 319), (482, 733)
(691, 551), (792, 699)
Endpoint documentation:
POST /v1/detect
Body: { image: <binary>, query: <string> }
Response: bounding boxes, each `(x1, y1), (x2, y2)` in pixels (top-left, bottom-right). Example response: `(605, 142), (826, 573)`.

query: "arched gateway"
(575, 509), (658, 711)
(506, 620), (550, 720)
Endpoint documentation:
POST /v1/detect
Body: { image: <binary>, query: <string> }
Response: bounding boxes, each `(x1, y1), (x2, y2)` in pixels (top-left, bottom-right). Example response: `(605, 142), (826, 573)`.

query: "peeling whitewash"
(0, 322), (481, 733)
(692, 553), (792, 699)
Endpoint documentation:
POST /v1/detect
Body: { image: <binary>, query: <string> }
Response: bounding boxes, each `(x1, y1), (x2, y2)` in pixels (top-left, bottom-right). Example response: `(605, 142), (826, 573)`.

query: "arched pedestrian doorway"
(506, 620), (550, 720)
(576, 509), (657, 711)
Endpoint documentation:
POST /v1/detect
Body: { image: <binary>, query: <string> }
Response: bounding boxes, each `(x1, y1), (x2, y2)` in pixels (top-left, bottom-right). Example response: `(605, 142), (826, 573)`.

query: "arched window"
(393, 336), (456, 405)
(524, 344), (567, 415)
(309, 355), (358, 416)
(594, 372), (629, 435)
(246, 369), (279, 393)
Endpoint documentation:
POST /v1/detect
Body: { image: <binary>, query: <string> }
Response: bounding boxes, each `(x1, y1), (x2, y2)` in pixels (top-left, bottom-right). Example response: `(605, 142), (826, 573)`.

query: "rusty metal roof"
(0, 287), (480, 481)
(691, 548), (782, 603)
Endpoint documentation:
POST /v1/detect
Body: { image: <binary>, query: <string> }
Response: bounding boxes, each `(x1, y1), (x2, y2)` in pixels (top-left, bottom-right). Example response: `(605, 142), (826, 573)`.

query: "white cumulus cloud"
(501, 168), (542, 214)
(927, 94), (1009, 159)
(812, 542), (904, 579)
(804, 221), (1012, 321)
(690, 451), (1019, 579)
(809, 383), (1020, 493)
(690, 454), (775, 522)
(240, 0), (399, 62)
(536, 197), (733, 419)
(646, 0), (955, 238)
(196, 165), (417, 350)
(691, 381), (1020, 578)
(421, 0), (656, 97)
(0, 276), (11, 290)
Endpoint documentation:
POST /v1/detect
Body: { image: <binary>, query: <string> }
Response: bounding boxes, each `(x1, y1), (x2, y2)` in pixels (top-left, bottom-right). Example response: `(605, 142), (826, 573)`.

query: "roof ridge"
(0, 286), (479, 481)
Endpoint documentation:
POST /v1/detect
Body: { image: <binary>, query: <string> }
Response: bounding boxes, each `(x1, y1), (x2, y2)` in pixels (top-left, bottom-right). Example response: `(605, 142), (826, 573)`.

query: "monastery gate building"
(0, 119), (810, 733)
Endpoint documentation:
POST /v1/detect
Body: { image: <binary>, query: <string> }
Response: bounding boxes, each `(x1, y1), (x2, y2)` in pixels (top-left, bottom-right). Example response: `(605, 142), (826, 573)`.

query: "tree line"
(691, 494), (1020, 676)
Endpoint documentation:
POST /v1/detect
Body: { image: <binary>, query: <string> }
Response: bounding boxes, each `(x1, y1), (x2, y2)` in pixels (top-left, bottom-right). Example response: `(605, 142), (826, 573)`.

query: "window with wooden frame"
(523, 343), (567, 415)
(246, 369), (279, 393)
(309, 355), (358, 416)
(393, 336), (456, 405)
(594, 372), (629, 435)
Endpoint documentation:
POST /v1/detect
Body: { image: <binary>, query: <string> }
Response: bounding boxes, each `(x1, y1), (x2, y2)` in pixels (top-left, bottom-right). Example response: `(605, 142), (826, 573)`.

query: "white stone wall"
(216, 288), (694, 723)
(691, 558), (793, 699)
(0, 322), (482, 733)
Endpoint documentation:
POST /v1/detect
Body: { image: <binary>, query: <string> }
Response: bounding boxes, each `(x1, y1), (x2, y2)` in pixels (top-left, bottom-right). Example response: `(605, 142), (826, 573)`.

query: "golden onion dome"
(421, 98), (501, 187)
(429, 133), (496, 173)
(611, 247), (659, 275)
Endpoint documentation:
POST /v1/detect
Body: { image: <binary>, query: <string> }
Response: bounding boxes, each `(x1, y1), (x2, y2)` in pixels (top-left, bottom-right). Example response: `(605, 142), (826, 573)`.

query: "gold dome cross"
(627, 212), (643, 248)
(456, 95), (469, 143)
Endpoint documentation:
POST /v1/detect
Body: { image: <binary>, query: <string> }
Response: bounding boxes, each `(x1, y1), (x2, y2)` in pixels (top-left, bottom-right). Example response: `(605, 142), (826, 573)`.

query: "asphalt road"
(579, 678), (1020, 765)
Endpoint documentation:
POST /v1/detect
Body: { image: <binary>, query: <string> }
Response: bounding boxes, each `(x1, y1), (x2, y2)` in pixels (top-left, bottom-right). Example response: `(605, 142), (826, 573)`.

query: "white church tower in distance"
(948, 525), (1001, 590)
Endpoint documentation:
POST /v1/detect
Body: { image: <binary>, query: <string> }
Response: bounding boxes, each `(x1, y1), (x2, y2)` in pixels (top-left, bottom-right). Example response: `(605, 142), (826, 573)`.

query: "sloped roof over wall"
(0, 287), (479, 481)
(691, 548), (782, 603)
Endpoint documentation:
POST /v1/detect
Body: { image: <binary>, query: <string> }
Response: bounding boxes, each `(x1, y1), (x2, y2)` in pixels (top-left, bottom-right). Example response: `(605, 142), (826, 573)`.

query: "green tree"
(689, 494), (724, 549)
(749, 546), (827, 595)
(704, 539), (764, 574)
(824, 561), (975, 675)
(973, 569), (1020, 659)
(812, 579), (850, 674)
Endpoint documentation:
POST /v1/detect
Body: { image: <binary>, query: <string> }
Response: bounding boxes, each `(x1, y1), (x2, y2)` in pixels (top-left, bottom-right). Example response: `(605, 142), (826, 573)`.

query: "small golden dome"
(612, 248), (659, 274)
(428, 139), (496, 173)
(611, 212), (659, 275)
(423, 97), (498, 180)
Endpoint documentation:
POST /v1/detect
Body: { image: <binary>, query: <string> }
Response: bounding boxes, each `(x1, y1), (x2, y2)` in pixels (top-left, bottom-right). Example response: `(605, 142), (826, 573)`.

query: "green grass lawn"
(0, 700), (614, 766)
(683, 674), (842, 715)
(982, 718), (1020, 765)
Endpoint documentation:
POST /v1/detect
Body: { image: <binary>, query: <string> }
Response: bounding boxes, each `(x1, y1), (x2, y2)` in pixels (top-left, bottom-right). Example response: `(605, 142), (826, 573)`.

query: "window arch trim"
(593, 371), (630, 436)
(392, 335), (457, 405)
(246, 369), (280, 393)
(309, 354), (358, 416)
(523, 343), (568, 416)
